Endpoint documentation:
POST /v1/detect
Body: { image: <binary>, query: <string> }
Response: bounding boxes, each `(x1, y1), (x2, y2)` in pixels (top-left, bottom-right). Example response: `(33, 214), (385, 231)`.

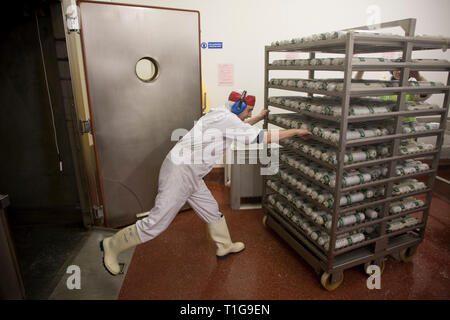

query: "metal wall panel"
(79, 2), (201, 227)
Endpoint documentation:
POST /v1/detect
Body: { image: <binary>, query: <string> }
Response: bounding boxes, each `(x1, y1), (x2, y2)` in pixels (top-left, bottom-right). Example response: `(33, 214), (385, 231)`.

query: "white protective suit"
(135, 105), (263, 242)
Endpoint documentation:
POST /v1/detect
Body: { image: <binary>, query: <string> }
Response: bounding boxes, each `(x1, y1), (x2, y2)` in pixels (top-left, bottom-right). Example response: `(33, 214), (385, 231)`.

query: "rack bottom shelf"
(263, 207), (423, 275)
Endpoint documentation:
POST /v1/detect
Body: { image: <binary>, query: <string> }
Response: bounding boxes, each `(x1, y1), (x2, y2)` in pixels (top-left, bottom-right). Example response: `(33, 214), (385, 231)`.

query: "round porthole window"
(135, 57), (159, 82)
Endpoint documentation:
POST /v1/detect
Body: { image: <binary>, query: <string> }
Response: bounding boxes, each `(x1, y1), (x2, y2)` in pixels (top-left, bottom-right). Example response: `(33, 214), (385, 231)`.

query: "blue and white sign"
(201, 42), (207, 49)
(208, 42), (223, 49)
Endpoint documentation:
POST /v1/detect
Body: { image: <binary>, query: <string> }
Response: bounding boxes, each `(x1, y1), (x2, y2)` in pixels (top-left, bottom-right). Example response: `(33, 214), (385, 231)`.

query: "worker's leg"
(187, 179), (222, 224)
(101, 158), (191, 275)
(135, 159), (192, 242)
(100, 224), (141, 275)
(187, 180), (245, 258)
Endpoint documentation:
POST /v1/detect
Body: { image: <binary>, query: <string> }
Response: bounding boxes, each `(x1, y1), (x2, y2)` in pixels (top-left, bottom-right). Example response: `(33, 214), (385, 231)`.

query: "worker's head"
(227, 89), (256, 121)
(391, 70), (401, 80)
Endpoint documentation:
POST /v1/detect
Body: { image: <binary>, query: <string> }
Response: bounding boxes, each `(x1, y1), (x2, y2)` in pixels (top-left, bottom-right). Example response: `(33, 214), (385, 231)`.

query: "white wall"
(92, 0), (450, 125)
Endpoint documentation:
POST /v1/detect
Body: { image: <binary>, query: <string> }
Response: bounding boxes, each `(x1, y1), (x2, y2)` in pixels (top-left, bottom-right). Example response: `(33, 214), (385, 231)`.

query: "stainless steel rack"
(262, 18), (450, 291)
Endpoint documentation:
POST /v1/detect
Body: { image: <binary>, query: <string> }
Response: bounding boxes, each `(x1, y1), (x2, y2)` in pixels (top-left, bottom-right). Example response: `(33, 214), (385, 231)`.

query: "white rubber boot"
(207, 216), (245, 258)
(100, 224), (142, 275)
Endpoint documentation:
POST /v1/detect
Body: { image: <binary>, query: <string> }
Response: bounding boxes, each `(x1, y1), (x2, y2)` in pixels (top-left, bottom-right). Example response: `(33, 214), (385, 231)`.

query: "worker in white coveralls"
(100, 89), (312, 275)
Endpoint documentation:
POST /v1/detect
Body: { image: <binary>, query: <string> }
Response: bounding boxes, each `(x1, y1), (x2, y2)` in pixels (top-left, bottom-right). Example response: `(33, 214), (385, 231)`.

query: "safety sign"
(201, 42), (223, 49)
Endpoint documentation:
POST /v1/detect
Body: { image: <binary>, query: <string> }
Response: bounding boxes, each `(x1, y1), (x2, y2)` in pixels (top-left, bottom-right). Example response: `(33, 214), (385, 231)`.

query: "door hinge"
(66, 4), (80, 34)
(79, 119), (92, 134)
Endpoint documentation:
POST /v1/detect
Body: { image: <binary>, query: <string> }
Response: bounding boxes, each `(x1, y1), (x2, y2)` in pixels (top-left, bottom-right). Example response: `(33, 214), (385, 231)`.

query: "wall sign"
(201, 42), (223, 49)
(208, 42), (223, 49)
(218, 64), (234, 86)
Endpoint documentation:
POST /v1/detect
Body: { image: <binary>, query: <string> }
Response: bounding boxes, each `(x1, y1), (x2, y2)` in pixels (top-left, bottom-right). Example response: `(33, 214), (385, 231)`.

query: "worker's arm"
(409, 71), (431, 101)
(355, 71), (364, 80)
(263, 129), (311, 144)
(245, 109), (270, 125)
(410, 71), (426, 81)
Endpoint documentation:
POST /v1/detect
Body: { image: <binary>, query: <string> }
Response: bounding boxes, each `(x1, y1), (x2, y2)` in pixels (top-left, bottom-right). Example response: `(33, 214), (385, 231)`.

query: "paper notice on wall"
(218, 64), (234, 86)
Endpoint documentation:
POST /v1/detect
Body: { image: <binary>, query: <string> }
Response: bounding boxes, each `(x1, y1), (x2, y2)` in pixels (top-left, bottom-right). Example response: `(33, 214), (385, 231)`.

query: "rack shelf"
(270, 172), (431, 216)
(268, 61), (450, 72)
(336, 205), (429, 236)
(268, 83), (450, 97)
(339, 188), (431, 215)
(268, 119), (444, 148)
(344, 150), (439, 170)
(267, 32), (450, 54)
(268, 101), (446, 123)
(267, 177), (429, 237)
(265, 187), (330, 235)
(278, 137), (439, 171)
(279, 151), (435, 193)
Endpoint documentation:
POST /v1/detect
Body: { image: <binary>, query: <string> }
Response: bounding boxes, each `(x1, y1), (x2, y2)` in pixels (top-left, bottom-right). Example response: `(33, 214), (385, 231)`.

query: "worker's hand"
(296, 129), (312, 140)
(258, 109), (270, 120)
(410, 71), (425, 81)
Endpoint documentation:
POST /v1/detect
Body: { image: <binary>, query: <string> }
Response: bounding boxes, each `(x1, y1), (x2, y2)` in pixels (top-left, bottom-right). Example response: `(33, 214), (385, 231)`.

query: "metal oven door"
(78, 1), (201, 227)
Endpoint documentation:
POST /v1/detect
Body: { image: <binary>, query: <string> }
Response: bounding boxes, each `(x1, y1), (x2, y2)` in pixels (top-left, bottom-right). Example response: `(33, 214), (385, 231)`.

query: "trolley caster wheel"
(400, 248), (416, 263)
(320, 272), (344, 291)
(364, 260), (385, 275)
(262, 215), (268, 227)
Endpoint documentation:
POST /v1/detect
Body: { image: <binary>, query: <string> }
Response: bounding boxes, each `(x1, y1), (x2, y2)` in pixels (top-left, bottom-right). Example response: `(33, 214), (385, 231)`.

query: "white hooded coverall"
(135, 106), (263, 242)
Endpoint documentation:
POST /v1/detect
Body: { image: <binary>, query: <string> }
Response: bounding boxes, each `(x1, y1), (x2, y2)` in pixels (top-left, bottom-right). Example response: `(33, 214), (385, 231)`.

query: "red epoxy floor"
(118, 177), (450, 300)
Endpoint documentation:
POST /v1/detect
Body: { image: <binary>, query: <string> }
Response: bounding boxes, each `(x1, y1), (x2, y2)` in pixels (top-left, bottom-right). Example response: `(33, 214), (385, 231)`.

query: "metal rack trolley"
(261, 19), (450, 291)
